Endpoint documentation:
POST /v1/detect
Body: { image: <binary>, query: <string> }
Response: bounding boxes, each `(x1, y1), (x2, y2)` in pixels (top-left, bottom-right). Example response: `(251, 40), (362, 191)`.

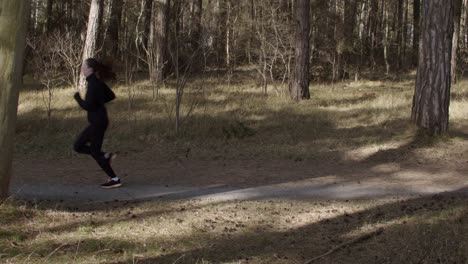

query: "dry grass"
(16, 71), (468, 164)
(17, 73), (468, 160)
(1, 194), (467, 264)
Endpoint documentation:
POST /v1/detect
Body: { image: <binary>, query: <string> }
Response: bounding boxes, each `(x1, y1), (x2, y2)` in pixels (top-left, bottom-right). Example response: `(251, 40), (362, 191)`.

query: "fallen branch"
(304, 227), (385, 264)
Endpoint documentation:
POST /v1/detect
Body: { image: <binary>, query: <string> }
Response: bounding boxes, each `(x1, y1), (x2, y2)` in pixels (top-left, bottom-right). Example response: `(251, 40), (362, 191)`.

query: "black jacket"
(74, 74), (116, 124)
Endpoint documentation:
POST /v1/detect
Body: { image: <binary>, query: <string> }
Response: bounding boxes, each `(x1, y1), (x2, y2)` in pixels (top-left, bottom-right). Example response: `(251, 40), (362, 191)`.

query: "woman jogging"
(73, 58), (121, 189)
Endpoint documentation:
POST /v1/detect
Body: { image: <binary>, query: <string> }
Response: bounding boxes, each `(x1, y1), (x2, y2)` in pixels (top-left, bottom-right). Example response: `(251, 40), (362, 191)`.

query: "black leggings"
(73, 123), (117, 178)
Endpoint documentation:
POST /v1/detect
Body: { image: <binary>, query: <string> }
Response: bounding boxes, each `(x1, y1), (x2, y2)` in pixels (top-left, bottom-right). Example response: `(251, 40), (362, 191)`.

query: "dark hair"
(85, 58), (117, 81)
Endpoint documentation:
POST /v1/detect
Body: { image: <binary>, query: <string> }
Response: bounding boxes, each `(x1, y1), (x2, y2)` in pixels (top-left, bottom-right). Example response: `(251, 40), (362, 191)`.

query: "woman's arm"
(74, 77), (104, 111)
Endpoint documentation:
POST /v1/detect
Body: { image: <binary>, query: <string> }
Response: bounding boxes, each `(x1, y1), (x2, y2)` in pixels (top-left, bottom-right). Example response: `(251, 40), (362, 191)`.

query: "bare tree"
(55, 32), (84, 91)
(253, 1), (293, 95)
(0, 0), (30, 199)
(28, 35), (66, 122)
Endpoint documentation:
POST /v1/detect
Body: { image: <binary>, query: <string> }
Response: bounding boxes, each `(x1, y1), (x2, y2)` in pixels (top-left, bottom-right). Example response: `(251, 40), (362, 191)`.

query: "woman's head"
(81, 58), (116, 81)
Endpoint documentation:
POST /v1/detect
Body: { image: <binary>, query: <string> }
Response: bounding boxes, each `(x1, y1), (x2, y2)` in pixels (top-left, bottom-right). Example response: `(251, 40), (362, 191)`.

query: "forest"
(18, 0), (467, 131)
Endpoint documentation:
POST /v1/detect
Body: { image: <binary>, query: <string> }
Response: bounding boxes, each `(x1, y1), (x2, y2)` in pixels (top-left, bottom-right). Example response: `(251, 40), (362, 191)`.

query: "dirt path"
(11, 150), (468, 201)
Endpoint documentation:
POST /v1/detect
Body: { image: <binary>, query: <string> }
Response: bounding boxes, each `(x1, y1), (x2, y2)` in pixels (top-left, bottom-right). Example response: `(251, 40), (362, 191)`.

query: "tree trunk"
(97, 0), (105, 46)
(173, 0), (182, 37)
(383, 1), (390, 75)
(216, 0), (227, 67)
(149, 0), (169, 84)
(44, 0), (54, 34)
(291, 0), (310, 101)
(142, 0), (153, 50)
(106, 0), (123, 57)
(64, 0), (72, 35)
(368, 0), (379, 70)
(191, 0), (203, 71)
(412, 0), (454, 135)
(0, 0), (30, 199)
(396, 0), (404, 71)
(33, 0), (40, 34)
(452, 0), (463, 83)
(80, 0), (104, 88)
(356, 0), (368, 81)
(402, 0), (409, 67)
(462, 0), (468, 47)
(225, 0), (232, 67)
(412, 0), (420, 66)
(192, 0), (202, 50)
(343, 0), (358, 67)
(464, 0), (468, 47)
(334, 0), (345, 81)
(247, 0), (254, 64)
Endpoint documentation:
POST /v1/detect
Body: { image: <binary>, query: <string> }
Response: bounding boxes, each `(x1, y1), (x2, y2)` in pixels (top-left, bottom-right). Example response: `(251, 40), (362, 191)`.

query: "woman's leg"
(89, 124), (117, 178)
(73, 125), (94, 155)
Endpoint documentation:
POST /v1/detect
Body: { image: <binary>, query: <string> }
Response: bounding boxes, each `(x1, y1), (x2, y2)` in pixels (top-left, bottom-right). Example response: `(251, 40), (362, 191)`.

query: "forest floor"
(10, 142), (468, 202)
(11, 70), (468, 200)
(2, 70), (468, 263)
(1, 192), (467, 263)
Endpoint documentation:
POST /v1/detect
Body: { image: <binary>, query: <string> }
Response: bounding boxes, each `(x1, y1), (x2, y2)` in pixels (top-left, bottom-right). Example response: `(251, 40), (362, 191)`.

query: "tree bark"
(343, 0), (358, 66)
(80, 0), (104, 88)
(97, 0), (105, 47)
(0, 0), (30, 199)
(412, 0), (420, 66)
(291, 0), (310, 101)
(402, 0), (409, 67)
(44, 0), (54, 33)
(396, 0), (404, 71)
(33, 0), (40, 34)
(334, 0), (345, 81)
(412, 0), (454, 135)
(368, 0), (379, 70)
(452, 0), (463, 83)
(464, 0), (468, 47)
(225, 0), (232, 67)
(149, 0), (169, 83)
(141, 0), (153, 50)
(106, 0), (123, 57)
(383, 1), (390, 75)
(192, 0), (202, 50)
(64, 0), (72, 34)
(191, 0), (203, 71)
(215, 0), (227, 66)
(247, 0), (254, 64)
